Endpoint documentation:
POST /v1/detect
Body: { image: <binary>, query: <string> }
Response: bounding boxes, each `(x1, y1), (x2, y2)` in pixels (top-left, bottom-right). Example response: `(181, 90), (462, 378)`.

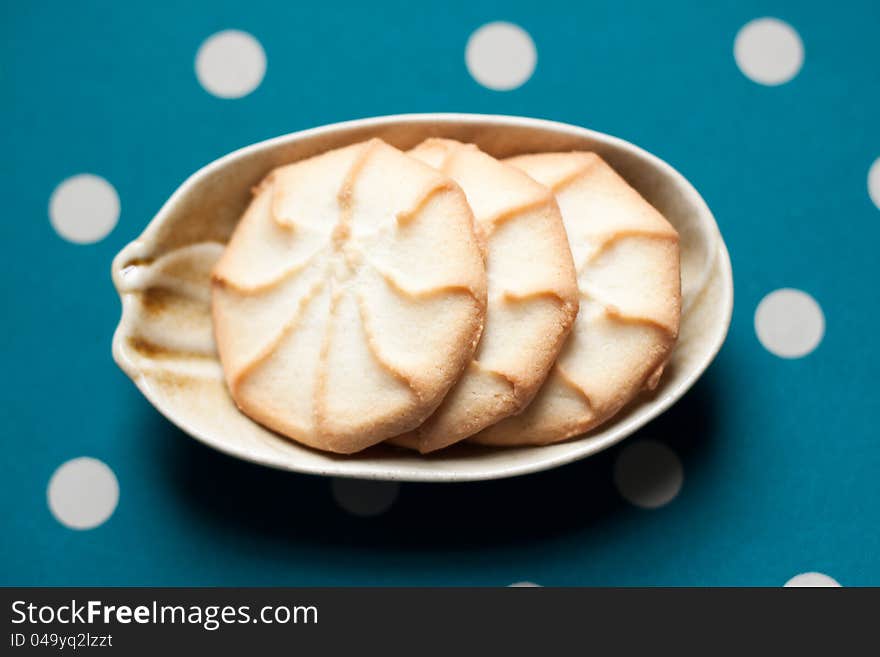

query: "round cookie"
(470, 152), (680, 447)
(391, 140), (579, 453)
(212, 138), (487, 454)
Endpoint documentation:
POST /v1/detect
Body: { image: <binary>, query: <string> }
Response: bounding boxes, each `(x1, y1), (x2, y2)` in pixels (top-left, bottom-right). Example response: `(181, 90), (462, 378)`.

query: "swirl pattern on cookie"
(212, 139), (487, 454)
(471, 152), (680, 446)
(392, 140), (579, 453)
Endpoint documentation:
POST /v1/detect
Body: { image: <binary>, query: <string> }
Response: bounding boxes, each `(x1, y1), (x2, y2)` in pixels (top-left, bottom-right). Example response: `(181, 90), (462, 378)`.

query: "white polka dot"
(465, 22), (536, 91)
(868, 157), (880, 210)
(785, 572), (841, 587)
(331, 478), (399, 517)
(508, 582), (541, 587)
(49, 174), (119, 244)
(47, 458), (119, 530)
(614, 440), (683, 509)
(734, 18), (804, 85)
(755, 288), (824, 358)
(195, 30), (266, 98)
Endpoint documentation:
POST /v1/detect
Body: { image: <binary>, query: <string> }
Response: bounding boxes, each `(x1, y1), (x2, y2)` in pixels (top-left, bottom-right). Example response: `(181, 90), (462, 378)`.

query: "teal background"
(2, 0), (878, 585)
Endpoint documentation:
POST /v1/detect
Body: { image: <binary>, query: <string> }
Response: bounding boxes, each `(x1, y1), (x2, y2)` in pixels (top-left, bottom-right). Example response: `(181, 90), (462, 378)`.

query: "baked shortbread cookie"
(391, 139), (579, 453)
(471, 152), (680, 446)
(212, 139), (487, 454)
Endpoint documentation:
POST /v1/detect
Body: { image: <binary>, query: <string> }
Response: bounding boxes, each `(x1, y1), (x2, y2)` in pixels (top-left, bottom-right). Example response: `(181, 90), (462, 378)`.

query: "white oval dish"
(112, 114), (733, 482)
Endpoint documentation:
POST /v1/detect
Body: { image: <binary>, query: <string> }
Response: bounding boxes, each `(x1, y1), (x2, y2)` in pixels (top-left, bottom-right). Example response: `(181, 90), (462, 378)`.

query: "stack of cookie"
(211, 138), (680, 454)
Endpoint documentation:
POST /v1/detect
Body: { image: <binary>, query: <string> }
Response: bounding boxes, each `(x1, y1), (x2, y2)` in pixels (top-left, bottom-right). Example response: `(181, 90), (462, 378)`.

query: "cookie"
(470, 152), (680, 446)
(211, 138), (487, 454)
(391, 139), (579, 453)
